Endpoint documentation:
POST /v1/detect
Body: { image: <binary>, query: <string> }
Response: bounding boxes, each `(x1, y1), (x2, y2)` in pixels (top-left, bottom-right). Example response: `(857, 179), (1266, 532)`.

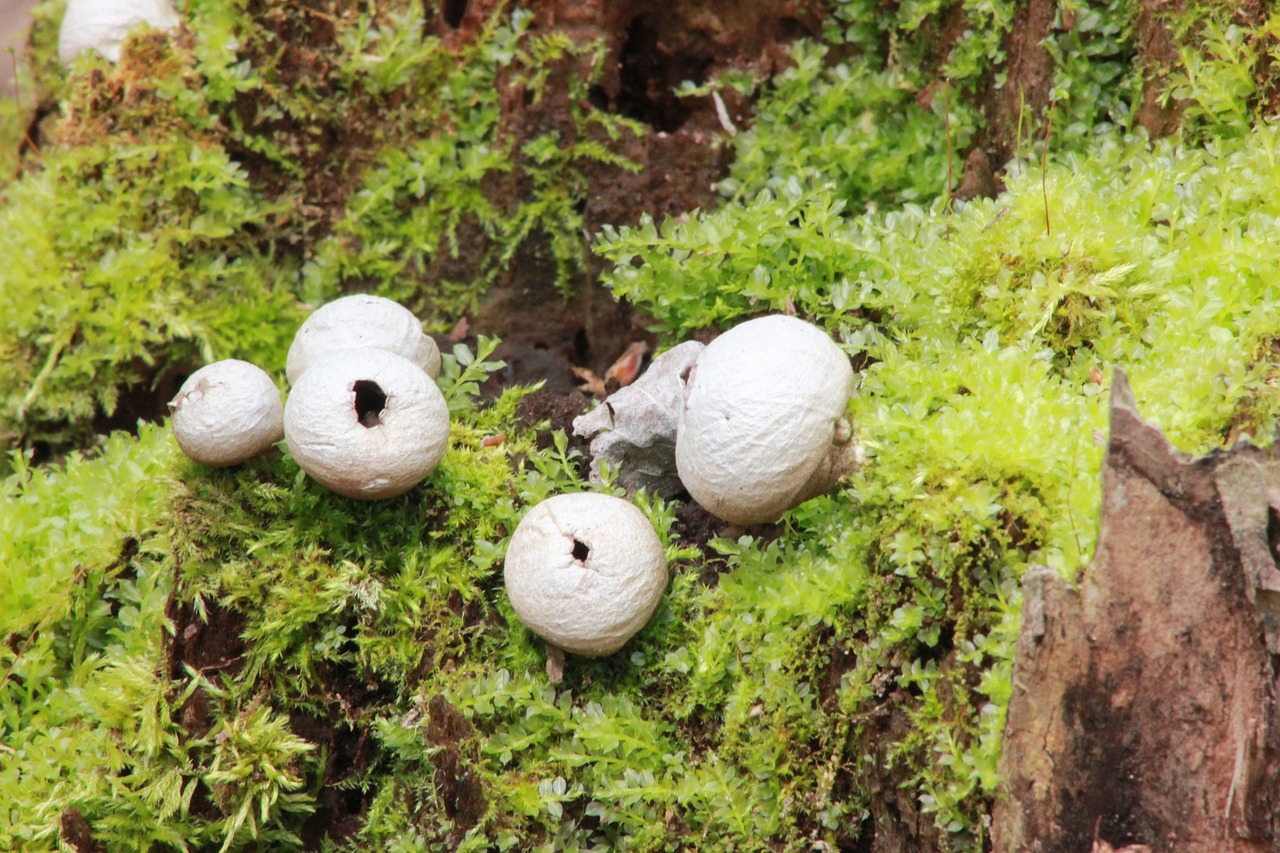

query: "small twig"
(8, 48), (41, 161)
(1042, 96), (1055, 236)
(943, 79), (953, 241)
(545, 642), (565, 684)
(18, 325), (75, 421)
(981, 207), (1010, 233)
(711, 90), (737, 137)
(0, 564), (91, 692)
(1224, 716), (1253, 836)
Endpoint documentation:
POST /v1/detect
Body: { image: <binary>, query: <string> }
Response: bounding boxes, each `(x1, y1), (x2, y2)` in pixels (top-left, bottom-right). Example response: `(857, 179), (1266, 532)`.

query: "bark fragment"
(993, 371), (1280, 852)
(572, 341), (704, 498)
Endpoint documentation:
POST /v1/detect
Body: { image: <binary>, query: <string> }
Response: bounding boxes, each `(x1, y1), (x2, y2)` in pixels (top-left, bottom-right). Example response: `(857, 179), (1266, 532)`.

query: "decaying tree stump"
(993, 371), (1280, 852)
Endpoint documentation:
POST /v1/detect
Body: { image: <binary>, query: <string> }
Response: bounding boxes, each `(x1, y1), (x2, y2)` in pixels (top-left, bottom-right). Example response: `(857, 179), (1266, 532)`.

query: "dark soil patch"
(226, 0), (375, 246)
(432, 0), (828, 394)
(852, 686), (944, 853)
(166, 597), (247, 684)
(91, 359), (195, 439)
(673, 500), (731, 583)
(59, 809), (103, 853)
(1132, 0), (1186, 138)
(424, 694), (487, 835)
(413, 587), (505, 680)
(293, 708), (381, 848)
(979, 0), (1057, 166)
(514, 386), (590, 464)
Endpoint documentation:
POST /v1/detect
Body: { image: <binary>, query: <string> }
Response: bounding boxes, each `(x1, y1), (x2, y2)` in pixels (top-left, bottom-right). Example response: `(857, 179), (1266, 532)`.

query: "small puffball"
(504, 492), (668, 657)
(676, 314), (855, 525)
(284, 348), (450, 500)
(286, 295), (441, 384)
(58, 0), (180, 65)
(169, 359), (283, 467)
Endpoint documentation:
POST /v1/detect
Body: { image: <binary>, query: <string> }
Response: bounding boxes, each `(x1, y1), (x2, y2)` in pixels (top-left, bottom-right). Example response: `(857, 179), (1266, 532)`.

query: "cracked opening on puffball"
(571, 539), (590, 561)
(353, 380), (387, 428)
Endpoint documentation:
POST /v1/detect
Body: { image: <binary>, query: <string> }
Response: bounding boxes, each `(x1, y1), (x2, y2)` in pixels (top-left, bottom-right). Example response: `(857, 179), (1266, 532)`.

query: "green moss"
(593, 114), (1280, 846)
(7, 0), (1280, 849)
(1, 0), (636, 455)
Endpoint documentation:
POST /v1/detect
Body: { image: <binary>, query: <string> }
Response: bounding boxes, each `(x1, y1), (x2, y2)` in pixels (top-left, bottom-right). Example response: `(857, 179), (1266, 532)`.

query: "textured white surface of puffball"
(286, 295), (442, 384)
(58, 0), (179, 65)
(170, 359), (283, 467)
(504, 493), (667, 657)
(676, 314), (854, 525)
(284, 348), (450, 499)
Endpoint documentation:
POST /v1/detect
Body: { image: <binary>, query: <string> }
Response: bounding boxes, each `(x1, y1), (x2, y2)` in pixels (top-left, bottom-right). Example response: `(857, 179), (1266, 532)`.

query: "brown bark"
(993, 371), (1280, 851)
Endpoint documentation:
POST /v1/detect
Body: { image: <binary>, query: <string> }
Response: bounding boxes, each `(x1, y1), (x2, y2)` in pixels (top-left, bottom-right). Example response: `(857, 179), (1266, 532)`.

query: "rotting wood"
(993, 370), (1280, 852)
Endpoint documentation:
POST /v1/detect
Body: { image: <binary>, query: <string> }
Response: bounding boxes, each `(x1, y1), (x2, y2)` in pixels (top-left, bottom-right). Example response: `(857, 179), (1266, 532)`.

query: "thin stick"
(0, 564), (90, 692)
(8, 48), (41, 161)
(944, 79), (953, 241)
(1042, 96), (1055, 236)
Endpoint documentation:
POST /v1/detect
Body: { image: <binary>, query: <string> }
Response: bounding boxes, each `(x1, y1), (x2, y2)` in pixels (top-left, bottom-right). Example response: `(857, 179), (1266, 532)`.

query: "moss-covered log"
(7, 0), (1280, 850)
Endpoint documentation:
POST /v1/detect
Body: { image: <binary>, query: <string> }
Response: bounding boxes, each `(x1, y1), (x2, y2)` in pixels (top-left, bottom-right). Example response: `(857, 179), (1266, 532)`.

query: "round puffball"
(58, 0), (180, 65)
(170, 359), (283, 467)
(676, 314), (854, 525)
(504, 493), (668, 657)
(286, 295), (441, 384)
(284, 348), (450, 500)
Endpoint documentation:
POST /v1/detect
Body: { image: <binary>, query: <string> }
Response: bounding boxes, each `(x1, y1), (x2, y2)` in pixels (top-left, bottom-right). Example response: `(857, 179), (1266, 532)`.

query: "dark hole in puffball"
(572, 539), (590, 561)
(354, 380), (387, 428)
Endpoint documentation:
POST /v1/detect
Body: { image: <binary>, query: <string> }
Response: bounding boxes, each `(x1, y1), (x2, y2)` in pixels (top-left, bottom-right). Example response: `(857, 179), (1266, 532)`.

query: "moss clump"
(1, 0), (636, 457)
(7, 0), (1280, 850)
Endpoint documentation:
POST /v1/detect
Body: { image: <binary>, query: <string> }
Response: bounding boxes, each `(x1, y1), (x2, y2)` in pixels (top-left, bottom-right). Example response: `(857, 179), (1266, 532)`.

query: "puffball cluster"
(282, 296), (450, 500)
(58, 0), (180, 65)
(171, 295), (449, 501)
(284, 348), (449, 499)
(501, 313), (852, 669)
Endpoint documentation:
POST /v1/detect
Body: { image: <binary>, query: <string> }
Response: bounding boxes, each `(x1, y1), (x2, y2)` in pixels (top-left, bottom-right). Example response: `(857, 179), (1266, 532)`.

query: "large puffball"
(676, 314), (855, 525)
(169, 359), (283, 467)
(286, 295), (441, 384)
(284, 348), (450, 499)
(504, 493), (667, 657)
(58, 0), (180, 65)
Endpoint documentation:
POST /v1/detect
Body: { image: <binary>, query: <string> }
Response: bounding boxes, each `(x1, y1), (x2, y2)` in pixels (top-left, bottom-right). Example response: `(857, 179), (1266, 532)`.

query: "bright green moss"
(0, 0), (636, 455)
(7, 0), (1280, 849)
(1, 422), (173, 637)
(593, 120), (1280, 848)
(0, 137), (302, 450)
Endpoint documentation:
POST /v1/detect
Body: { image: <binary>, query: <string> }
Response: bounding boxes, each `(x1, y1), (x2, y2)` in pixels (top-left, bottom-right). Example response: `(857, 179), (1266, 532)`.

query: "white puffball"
(170, 359), (283, 467)
(504, 493), (668, 657)
(284, 348), (450, 500)
(58, 0), (180, 65)
(286, 295), (442, 384)
(676, 314), (855, 525)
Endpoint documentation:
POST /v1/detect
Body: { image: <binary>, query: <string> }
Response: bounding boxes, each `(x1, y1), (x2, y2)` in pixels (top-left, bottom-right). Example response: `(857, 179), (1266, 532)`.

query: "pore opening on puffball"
(353, 380), (387, 428)
(571, 539), (590, 561)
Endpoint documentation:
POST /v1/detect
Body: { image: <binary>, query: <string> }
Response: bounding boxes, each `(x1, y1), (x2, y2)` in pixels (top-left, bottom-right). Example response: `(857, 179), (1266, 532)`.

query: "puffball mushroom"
(284, 348), (450, 499)
(286, 295), (441, 384)
(169, 359), (283, 467)
(676, 314), (856, 526)
(58, 0), (180, 65)
(504, 492), (667, 664)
